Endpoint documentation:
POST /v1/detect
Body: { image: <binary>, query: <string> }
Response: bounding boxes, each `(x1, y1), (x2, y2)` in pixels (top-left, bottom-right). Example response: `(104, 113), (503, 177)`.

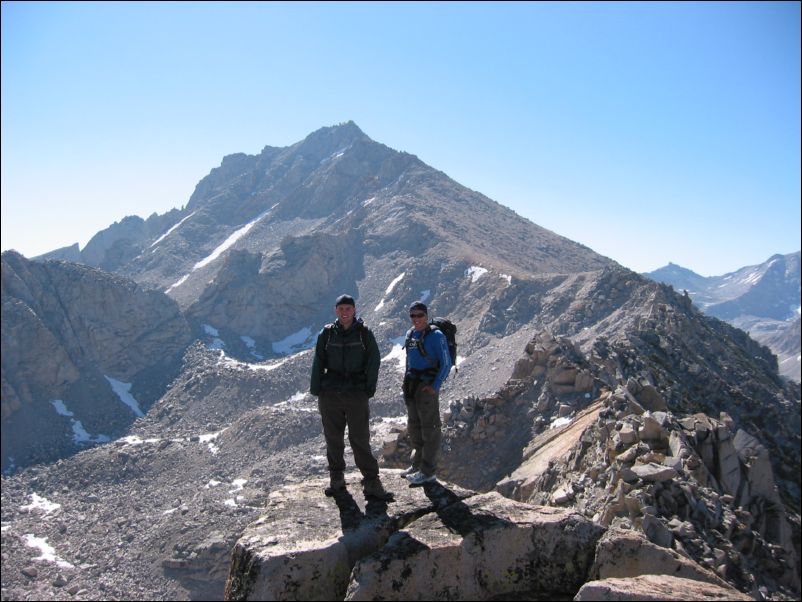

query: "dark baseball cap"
(335, 294), (356, 307)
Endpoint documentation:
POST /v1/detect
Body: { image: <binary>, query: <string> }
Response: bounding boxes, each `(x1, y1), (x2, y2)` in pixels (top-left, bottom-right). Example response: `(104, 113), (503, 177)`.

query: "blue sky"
(2, 1), (799, 276)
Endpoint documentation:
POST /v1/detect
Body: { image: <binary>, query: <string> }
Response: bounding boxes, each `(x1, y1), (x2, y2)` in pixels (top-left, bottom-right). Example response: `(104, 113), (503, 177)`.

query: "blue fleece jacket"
(405, 327), (452, 390)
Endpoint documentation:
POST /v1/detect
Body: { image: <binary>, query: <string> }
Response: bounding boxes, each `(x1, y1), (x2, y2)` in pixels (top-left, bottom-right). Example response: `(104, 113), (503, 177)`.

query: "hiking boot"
(324, 472), (346, 497)
(399, 466), (418, 478)
(362, 477), (393, 501)
(406, 471), (436, 487)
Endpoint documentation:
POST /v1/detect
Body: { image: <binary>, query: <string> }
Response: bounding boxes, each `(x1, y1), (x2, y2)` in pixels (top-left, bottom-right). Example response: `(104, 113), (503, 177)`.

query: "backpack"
(405, 317), (458, 375)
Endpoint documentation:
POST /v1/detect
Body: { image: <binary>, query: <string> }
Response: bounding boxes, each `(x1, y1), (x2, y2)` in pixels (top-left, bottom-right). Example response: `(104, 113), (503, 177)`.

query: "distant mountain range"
(643, 253), (800, 382)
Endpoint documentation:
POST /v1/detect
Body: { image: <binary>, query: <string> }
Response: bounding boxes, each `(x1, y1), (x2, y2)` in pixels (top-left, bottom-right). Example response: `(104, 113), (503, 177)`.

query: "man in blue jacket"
(401, 302), (452, 486)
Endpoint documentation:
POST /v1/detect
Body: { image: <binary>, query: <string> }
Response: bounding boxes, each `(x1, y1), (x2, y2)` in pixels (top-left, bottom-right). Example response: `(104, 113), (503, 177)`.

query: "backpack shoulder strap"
(323, 323), (336, 351)
(356, 321), (367, 351)
(416, 323), (437, 357)
(404, 327), (415, 348)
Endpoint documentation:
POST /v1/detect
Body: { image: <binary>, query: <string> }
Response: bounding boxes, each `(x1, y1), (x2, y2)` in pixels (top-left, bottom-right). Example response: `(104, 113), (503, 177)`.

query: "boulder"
(574, 574), (753, 601)
(630, 463), (678, 483)
(635, 385), (667, 412)
(346, 492), (604, 600)
(590, 527), (730, 588)
(225, 472), (473, 601)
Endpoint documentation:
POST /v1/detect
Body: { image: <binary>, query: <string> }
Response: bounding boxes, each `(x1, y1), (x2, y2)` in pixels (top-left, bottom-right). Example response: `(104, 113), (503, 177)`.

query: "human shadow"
(420, 480), (514, 537)
(330, 488), (391, 532)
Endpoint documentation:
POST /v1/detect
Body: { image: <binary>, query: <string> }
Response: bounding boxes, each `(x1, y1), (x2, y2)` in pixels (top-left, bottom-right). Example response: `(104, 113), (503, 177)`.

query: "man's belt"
(325, 369), (366, 382)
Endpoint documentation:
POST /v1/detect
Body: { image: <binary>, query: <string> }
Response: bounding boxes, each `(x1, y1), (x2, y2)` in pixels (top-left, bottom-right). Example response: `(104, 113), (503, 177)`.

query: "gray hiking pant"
(318, 390), (379, 480)
(404, 380), (442, 477)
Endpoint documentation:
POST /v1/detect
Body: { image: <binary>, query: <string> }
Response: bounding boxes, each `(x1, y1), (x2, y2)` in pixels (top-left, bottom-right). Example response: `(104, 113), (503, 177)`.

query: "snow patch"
(50, 400), (110, 445)
(241, 335), (264, 360)
(23, 534), (73, 568)
(165, 273), (189, 293)
(70, 421), (110, 445)
(199, 430), (225, 443)
(375, 273), (406, 312)
(149, 211), (196, 249)
(195, 206), (275, 270)
(550, 416), (573, 429)
(121, 435), (161, 446)
(465, 266), (488, 282)
(202, 324), (226, 349)
(199, 428), (226, 454)
(382, 336), (408, 373)
(21, 494), (61, 516)
(273, 391), (316, 412)
(385, 272), (406, 295)
(229, 479), (247, 493)
(272, 327), (314, 355)
(215, 349), (310, 373)
(51, 400), (73, 417)
(321, 146), (351, 164)
(104, 376), (144, 417)
(739, 271), (762, 285)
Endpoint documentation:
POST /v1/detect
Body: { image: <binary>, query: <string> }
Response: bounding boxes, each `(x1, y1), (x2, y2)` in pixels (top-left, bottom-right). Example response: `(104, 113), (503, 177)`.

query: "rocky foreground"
(224, 472), (752, 601)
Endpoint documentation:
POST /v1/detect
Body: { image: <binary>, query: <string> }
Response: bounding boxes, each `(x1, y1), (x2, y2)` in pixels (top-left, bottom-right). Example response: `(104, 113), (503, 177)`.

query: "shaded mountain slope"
(1, 251), (192, 471)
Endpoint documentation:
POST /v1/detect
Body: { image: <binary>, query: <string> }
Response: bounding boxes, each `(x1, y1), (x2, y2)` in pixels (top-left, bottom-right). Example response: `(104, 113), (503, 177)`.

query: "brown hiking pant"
(404, 379), (442, 477)
(318, 390), (379, 480)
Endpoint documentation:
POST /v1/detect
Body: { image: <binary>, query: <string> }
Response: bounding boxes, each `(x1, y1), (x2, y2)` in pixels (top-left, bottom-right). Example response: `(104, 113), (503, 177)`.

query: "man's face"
(409, 309), (428, 332)
(336, 303), (355, 325)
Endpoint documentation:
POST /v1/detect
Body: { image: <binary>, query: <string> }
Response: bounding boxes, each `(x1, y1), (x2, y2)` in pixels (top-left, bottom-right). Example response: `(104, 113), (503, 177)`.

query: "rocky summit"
(2, 122), (800, 601)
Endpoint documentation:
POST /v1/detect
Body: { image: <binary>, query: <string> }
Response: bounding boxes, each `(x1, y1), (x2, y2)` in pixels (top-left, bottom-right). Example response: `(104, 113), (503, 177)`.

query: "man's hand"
(422, 385), (437, 395)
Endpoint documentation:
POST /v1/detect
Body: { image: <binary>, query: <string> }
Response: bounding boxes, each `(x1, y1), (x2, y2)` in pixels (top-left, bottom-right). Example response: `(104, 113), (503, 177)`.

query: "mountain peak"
(653, 262), (699, 275)
(299, 120), (370, 149)
(643, 262), (707, 287)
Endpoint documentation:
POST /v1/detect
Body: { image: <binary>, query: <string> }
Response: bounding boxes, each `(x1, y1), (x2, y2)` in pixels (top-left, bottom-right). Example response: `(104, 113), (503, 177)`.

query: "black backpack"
(405, 317), (458, 374)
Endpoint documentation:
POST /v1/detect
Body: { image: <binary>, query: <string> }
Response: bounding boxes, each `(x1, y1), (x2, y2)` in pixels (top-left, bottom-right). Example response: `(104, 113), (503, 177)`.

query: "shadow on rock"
(331, 488), (390, 532)
(423, 480), (514, 537)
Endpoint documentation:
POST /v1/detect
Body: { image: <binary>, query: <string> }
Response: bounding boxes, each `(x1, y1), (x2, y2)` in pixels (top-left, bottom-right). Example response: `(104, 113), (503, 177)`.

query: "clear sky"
(2, 1), (799, 276)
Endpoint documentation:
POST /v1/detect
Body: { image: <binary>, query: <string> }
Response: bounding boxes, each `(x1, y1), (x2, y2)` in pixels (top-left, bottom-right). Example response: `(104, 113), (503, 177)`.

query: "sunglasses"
(409, 313), (426, 318)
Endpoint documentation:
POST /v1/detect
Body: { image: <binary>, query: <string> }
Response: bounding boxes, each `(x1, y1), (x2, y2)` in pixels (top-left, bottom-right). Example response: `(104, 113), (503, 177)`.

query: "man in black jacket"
(310, 294), (392, 500)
